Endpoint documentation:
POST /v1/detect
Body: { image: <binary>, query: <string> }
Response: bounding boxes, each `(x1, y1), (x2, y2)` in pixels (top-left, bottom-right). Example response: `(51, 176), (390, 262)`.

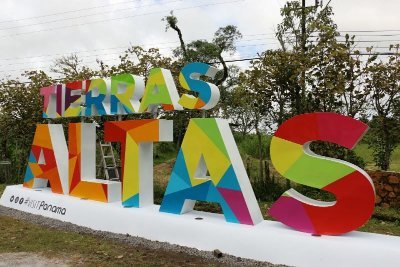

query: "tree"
(225, 86), (255, 136)
(275, 1), (365, 116)
(240, 59), (273, 180)
(365, 47), (400, 170)
(163, 12), (242, 86)
(50, 54), (94, 81)
(0, 71), (54, 180)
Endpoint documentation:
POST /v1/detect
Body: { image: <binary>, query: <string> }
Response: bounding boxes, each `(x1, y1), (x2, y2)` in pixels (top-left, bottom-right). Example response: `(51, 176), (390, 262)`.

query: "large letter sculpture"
(269, 113), (375, 235)
(139, 68), (183, 112)
(160, 118), (263, 225)
(178, 62), (220, 110)
(110, 74), (144, 114)
(24, 124), (69, 194)
(84, 79), (108, 116)
(104, 119), (173, 207)
(68, 123), (120, 202)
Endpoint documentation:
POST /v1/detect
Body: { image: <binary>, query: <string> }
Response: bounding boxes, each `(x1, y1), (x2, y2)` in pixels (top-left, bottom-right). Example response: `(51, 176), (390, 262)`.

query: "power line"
(1, 50), (397, 75)
(336, 34), (400, 37)
(0, 42), (279, 71)
(0, 0), (142, 24)
(339, 30), (400, 33)
(0, 35), (280, 64)
(0, 34), (395, 64)
(0, 40), (395, 71)
(0, 0), (244, 39)
(0, 0), (183, 31)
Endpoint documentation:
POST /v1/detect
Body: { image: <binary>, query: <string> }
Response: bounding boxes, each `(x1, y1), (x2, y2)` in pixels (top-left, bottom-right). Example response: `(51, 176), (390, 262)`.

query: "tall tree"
(50, 54), (94, 81)
(365, 47), (400, 170)
(0, 71), (54, 180)
(163, 12), (242, 86)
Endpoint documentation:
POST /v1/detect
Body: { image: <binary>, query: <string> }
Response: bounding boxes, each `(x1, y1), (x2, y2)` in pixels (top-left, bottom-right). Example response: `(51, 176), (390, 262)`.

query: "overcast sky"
(0, 0), (399, 79)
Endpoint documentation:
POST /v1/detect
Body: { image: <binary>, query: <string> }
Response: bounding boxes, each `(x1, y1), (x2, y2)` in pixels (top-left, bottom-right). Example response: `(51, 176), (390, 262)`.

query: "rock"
(388, 176), (400, 184)
(384, 185), (393, 192)
(379, 190), (388, 197)
(375, 195), (382, 204)
(213, 249), (223, 258)
(388, 192), (396, 198)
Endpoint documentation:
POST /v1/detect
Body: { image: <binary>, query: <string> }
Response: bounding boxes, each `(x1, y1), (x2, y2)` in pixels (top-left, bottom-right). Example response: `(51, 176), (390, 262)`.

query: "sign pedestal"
(1, 185), (400, 267)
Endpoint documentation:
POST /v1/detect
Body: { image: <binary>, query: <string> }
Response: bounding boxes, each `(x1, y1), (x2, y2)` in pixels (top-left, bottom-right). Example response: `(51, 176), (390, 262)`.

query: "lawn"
(0, 215), (223, 267)
(354, 143), (400, 172)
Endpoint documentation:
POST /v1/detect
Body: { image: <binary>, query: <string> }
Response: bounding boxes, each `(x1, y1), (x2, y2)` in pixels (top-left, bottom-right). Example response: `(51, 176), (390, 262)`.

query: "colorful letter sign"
(110, 74), (144, 114)
(139, 68), (183, 113)
(160, 118), (263, 225)
(178, 62), (220, 109)
(24, 124), (69, 194)
(21, 62), (379, 236)
(68, 123), (121, 202)
(104, 119), (173, 207)
(269, 113), (375, 235)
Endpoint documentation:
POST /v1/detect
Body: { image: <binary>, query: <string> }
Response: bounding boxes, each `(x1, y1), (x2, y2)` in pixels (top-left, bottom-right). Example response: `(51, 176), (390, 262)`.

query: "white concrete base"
(1, 185), (400, 267)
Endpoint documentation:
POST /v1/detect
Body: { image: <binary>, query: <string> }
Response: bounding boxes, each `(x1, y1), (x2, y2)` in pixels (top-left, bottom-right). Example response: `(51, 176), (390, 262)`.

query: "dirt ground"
(0, 252), (69, 266)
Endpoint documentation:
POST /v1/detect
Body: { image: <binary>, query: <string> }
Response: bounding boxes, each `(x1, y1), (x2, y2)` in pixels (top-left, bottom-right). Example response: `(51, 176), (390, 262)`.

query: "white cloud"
(0, 0), (399, 79)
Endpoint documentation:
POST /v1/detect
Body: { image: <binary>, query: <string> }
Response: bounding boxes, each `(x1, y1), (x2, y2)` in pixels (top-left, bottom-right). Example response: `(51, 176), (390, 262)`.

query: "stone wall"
(368, 171), (400, 208)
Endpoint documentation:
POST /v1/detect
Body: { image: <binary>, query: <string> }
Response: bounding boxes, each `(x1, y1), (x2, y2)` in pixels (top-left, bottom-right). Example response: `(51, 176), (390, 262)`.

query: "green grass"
(0, 215), (222, 266)
(354, 143), (400, 172)
(360, 218), (400, 236)
(153, 143), (178, 165)
(0, 184), (5, 194)
(0, 182), (221, 266)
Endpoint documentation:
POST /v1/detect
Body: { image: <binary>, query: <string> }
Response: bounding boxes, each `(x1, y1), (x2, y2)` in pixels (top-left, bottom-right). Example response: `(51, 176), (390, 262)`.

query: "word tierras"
(40, 62), (219, 118)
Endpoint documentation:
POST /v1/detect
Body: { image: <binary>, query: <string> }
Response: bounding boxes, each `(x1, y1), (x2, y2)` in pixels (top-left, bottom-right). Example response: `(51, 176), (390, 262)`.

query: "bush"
(154, 143), (178, 165)
(251, 175), (286, 202)
(310, 141), (366, 169)
(293, 184), (336, 202)
(235, 133), (271, 159)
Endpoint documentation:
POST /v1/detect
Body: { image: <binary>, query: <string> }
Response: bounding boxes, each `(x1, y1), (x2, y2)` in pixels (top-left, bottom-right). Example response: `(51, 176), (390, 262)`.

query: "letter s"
(269, 112), (375, 235)
(178, 62), (220, 110)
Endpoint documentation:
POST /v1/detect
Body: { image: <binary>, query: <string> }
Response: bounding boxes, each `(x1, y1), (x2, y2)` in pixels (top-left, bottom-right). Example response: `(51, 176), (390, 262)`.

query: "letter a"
(160, 118), (263, 225)
(24, 124), (69, 194)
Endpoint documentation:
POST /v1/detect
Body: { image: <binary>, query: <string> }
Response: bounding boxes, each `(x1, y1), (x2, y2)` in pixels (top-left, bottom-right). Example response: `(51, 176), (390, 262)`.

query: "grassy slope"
(354, 143), (400, 172)
(0, 185), (228, 266)
(0, 215), (224, 267)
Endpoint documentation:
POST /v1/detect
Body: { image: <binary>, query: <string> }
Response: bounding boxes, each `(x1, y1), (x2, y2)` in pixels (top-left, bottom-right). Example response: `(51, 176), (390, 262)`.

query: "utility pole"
(299, 0), (321, 114)
(300, 0), (306, 114)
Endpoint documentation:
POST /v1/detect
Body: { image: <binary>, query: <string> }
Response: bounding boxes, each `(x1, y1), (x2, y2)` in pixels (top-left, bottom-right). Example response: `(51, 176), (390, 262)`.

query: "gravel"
(0, 252), (70, 267)
(0, 205), (287, 267)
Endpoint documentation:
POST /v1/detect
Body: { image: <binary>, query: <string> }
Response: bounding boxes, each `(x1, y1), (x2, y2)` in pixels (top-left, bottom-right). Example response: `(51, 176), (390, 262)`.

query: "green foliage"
(364, 51), (400, 171)
(310, 141), (366, 169)
(251, 175), (286, 202)
(153, 142), (178, 165)
(235, 133), (271, 159)
(365, 117), (400, 171)
(0, 71), (54, 182)
(293, 184), (336, 202)
(153, 182), (166, 205)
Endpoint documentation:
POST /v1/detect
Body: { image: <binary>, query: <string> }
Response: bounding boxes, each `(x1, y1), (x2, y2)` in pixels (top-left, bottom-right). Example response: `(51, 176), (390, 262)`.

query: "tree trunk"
(216, 54), (229, 86)
(256, 129), (263, 179)
(382, 117), (390, 171)
(171, 25), (188, 62)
